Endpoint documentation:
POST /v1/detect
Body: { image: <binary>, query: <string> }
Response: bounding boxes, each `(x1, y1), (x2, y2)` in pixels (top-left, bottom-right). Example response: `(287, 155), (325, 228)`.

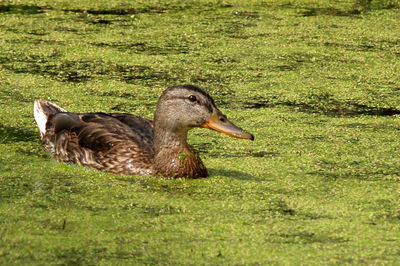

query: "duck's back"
(35, 100), (155, 175)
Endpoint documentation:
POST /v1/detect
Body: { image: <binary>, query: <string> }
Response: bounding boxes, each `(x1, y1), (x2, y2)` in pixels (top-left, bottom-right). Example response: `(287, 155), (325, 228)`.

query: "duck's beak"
(201, 110), (254, 140)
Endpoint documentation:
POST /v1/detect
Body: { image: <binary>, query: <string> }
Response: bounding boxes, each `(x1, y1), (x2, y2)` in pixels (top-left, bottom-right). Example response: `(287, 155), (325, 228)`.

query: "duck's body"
(34, 85), (253, 178)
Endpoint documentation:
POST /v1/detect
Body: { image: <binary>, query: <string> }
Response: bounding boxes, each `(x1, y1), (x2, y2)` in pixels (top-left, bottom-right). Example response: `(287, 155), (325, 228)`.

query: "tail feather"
(34, 99), (67, 138)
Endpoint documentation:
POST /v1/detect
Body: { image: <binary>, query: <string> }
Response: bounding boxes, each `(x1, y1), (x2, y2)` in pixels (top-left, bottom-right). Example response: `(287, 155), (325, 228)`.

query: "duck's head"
(154, 85), (254, 143)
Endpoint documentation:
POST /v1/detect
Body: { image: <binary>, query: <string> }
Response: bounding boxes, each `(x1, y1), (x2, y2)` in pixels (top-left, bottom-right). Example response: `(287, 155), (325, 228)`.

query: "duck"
(33, 85), (254, 179)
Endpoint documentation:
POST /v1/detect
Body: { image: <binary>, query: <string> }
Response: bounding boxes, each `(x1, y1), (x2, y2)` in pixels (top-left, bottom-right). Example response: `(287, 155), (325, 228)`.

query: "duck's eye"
(188, 95), (197, 102)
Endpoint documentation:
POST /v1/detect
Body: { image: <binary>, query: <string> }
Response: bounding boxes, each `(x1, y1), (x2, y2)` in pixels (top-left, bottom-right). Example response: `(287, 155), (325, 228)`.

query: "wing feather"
(43, 112), (155, 175)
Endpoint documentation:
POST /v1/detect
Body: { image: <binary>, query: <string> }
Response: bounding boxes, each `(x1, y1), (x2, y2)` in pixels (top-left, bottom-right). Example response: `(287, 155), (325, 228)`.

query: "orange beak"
(201, 110), (254, 140)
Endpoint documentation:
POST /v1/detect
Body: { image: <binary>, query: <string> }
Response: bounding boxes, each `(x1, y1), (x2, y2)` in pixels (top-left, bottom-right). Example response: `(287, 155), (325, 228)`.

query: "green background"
(1, 0), (400, 264)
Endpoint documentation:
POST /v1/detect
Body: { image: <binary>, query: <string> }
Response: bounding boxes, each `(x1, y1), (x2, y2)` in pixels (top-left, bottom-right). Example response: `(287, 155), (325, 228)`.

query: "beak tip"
(236, 131), (254, 140)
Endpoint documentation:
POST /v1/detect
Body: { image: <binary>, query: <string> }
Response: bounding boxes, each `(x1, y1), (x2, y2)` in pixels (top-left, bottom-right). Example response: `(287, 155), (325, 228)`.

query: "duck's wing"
(44, 112), (155, 175)
(108, 113), (154, 148)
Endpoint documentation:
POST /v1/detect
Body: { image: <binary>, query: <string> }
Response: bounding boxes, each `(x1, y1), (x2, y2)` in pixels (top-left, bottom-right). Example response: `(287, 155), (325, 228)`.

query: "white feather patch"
(33, 100), (48, 138)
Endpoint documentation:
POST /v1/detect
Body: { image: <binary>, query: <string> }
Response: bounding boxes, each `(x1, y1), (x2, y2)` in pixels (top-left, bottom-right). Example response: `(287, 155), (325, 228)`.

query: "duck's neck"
(154, 126), (189, 153)
(153, 125), (207, 179)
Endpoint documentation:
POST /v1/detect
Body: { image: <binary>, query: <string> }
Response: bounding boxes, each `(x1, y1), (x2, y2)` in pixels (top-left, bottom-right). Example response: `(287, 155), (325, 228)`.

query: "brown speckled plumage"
(34, 85), (254, 178)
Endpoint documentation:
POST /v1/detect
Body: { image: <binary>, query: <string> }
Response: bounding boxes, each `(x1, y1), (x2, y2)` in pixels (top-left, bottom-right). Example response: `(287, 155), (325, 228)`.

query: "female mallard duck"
(34, 85), (254, 178)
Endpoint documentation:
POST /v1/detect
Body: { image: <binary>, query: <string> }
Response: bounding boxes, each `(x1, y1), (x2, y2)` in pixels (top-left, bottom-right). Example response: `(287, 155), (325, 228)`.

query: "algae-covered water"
(1, 0), (400, 264)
